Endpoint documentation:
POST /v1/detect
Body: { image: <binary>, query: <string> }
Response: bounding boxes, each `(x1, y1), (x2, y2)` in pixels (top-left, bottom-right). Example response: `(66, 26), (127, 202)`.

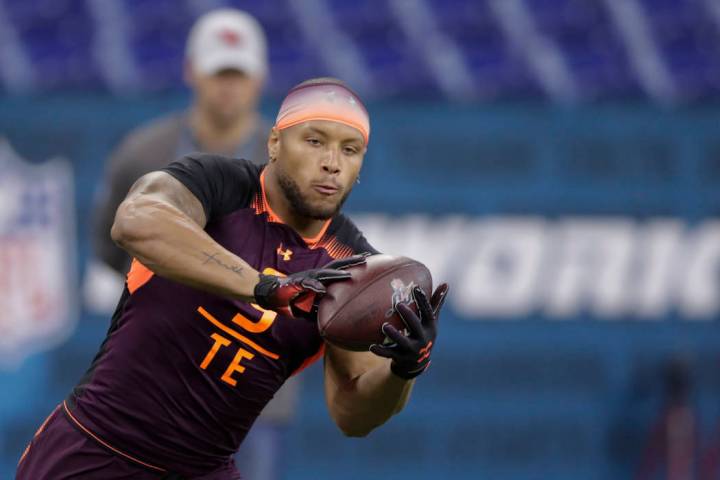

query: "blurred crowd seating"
(0, 0), (718, 101)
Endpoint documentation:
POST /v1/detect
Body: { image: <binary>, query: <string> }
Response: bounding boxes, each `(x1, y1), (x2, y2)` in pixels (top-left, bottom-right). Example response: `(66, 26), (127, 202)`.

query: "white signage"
(355, 214), (720, 320)
(0, 140), (77, 368)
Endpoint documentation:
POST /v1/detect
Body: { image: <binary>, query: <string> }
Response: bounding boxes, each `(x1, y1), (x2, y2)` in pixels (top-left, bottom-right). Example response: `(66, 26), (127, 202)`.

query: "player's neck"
(263, 169), (327, 240)
(189, 107), (257, 156)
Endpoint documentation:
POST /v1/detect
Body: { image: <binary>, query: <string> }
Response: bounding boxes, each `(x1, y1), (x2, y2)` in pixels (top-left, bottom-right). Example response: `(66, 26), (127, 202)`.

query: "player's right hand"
(370, 283), (449, 379)
(253, 254), (367, 319)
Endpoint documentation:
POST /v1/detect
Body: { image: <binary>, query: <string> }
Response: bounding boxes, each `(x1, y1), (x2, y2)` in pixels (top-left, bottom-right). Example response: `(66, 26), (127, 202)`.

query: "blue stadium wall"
(0, 96), (718, 480)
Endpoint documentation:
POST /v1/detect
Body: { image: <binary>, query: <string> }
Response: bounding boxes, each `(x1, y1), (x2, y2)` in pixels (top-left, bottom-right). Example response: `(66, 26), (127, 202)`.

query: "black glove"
(370, 283), (449, 379)
(253, 254), (368, 318)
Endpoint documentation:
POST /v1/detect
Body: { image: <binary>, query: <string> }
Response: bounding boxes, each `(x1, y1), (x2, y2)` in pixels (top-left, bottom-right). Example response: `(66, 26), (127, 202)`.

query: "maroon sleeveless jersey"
(65, 154), (376, 476)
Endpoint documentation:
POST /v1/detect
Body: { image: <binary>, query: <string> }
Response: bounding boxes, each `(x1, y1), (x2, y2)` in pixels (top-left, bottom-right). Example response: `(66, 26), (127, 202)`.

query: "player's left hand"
(369, 283), (449, 380)
(254, 254), (368, 319)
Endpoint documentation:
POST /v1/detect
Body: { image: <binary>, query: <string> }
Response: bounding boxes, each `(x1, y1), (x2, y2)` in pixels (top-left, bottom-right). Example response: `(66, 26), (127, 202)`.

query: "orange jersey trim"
(126, 258), (154, 294)
(62, 401), (166, 473)
(18, 405), (60, 466)
(313, 235), (354, 259)
(197, 307), (280, 360)
(291, 343), (325, 376)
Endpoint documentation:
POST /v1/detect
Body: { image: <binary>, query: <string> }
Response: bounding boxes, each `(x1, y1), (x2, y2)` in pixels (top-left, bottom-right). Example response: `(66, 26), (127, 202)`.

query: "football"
(317, 254), (433, 351)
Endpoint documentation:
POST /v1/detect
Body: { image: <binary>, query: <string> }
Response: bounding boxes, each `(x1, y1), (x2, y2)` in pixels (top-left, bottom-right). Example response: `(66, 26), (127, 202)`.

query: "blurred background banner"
(0, 140), (76, 368)
(1, 1), (719, 479)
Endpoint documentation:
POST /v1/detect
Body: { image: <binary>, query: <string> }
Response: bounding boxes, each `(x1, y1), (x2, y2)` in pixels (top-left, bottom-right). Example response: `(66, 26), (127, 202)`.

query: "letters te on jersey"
(0, 140), (76, 369)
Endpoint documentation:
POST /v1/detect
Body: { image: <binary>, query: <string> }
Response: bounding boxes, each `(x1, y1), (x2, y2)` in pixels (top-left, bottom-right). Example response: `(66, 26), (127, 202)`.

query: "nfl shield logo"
(0, 139), (76, 369)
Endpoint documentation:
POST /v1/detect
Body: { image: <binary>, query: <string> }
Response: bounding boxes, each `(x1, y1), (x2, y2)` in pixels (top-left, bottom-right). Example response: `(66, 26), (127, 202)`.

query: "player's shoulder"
(327, 213), (379, 255)
(187, 152), (261, 176)
(168, 153), (261, 184)
(163, 154), (262, 221)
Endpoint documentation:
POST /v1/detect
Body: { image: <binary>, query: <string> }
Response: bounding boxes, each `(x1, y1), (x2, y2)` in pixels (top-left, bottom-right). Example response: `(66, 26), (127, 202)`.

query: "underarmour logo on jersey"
(277, 244), (293, 261)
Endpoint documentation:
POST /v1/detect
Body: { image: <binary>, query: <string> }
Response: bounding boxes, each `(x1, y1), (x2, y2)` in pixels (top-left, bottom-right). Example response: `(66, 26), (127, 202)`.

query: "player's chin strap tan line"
(274, 82), (371, 144)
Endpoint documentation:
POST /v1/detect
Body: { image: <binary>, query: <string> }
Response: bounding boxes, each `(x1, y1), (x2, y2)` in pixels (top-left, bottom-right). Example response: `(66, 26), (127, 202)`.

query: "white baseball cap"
(186, 9), (268, 77)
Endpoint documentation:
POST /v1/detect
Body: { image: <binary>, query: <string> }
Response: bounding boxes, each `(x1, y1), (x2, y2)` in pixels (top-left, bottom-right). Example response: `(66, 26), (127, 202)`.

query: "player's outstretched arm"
(112, 171), (355, 310)
(323, 284), (449, 437)
(324, 346), (414, 437)
(111, 171), (261, 301)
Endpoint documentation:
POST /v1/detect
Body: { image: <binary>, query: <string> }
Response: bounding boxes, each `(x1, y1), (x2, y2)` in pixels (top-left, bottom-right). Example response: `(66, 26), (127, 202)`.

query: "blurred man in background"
(85, 9), (295, 480)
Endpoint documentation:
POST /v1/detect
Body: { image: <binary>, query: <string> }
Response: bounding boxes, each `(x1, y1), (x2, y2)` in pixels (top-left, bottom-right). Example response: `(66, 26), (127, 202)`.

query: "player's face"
(188, 67), (263, 126)
(271, 121), (366, 220)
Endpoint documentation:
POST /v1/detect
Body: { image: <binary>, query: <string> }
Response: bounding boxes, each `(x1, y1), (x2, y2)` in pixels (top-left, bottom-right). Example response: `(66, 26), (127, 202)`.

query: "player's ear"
(267, 127), (280, 163)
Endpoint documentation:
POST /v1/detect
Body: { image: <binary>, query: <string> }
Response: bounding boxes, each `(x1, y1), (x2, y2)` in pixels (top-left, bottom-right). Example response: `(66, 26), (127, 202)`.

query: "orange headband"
(275, 83), (370, 144)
